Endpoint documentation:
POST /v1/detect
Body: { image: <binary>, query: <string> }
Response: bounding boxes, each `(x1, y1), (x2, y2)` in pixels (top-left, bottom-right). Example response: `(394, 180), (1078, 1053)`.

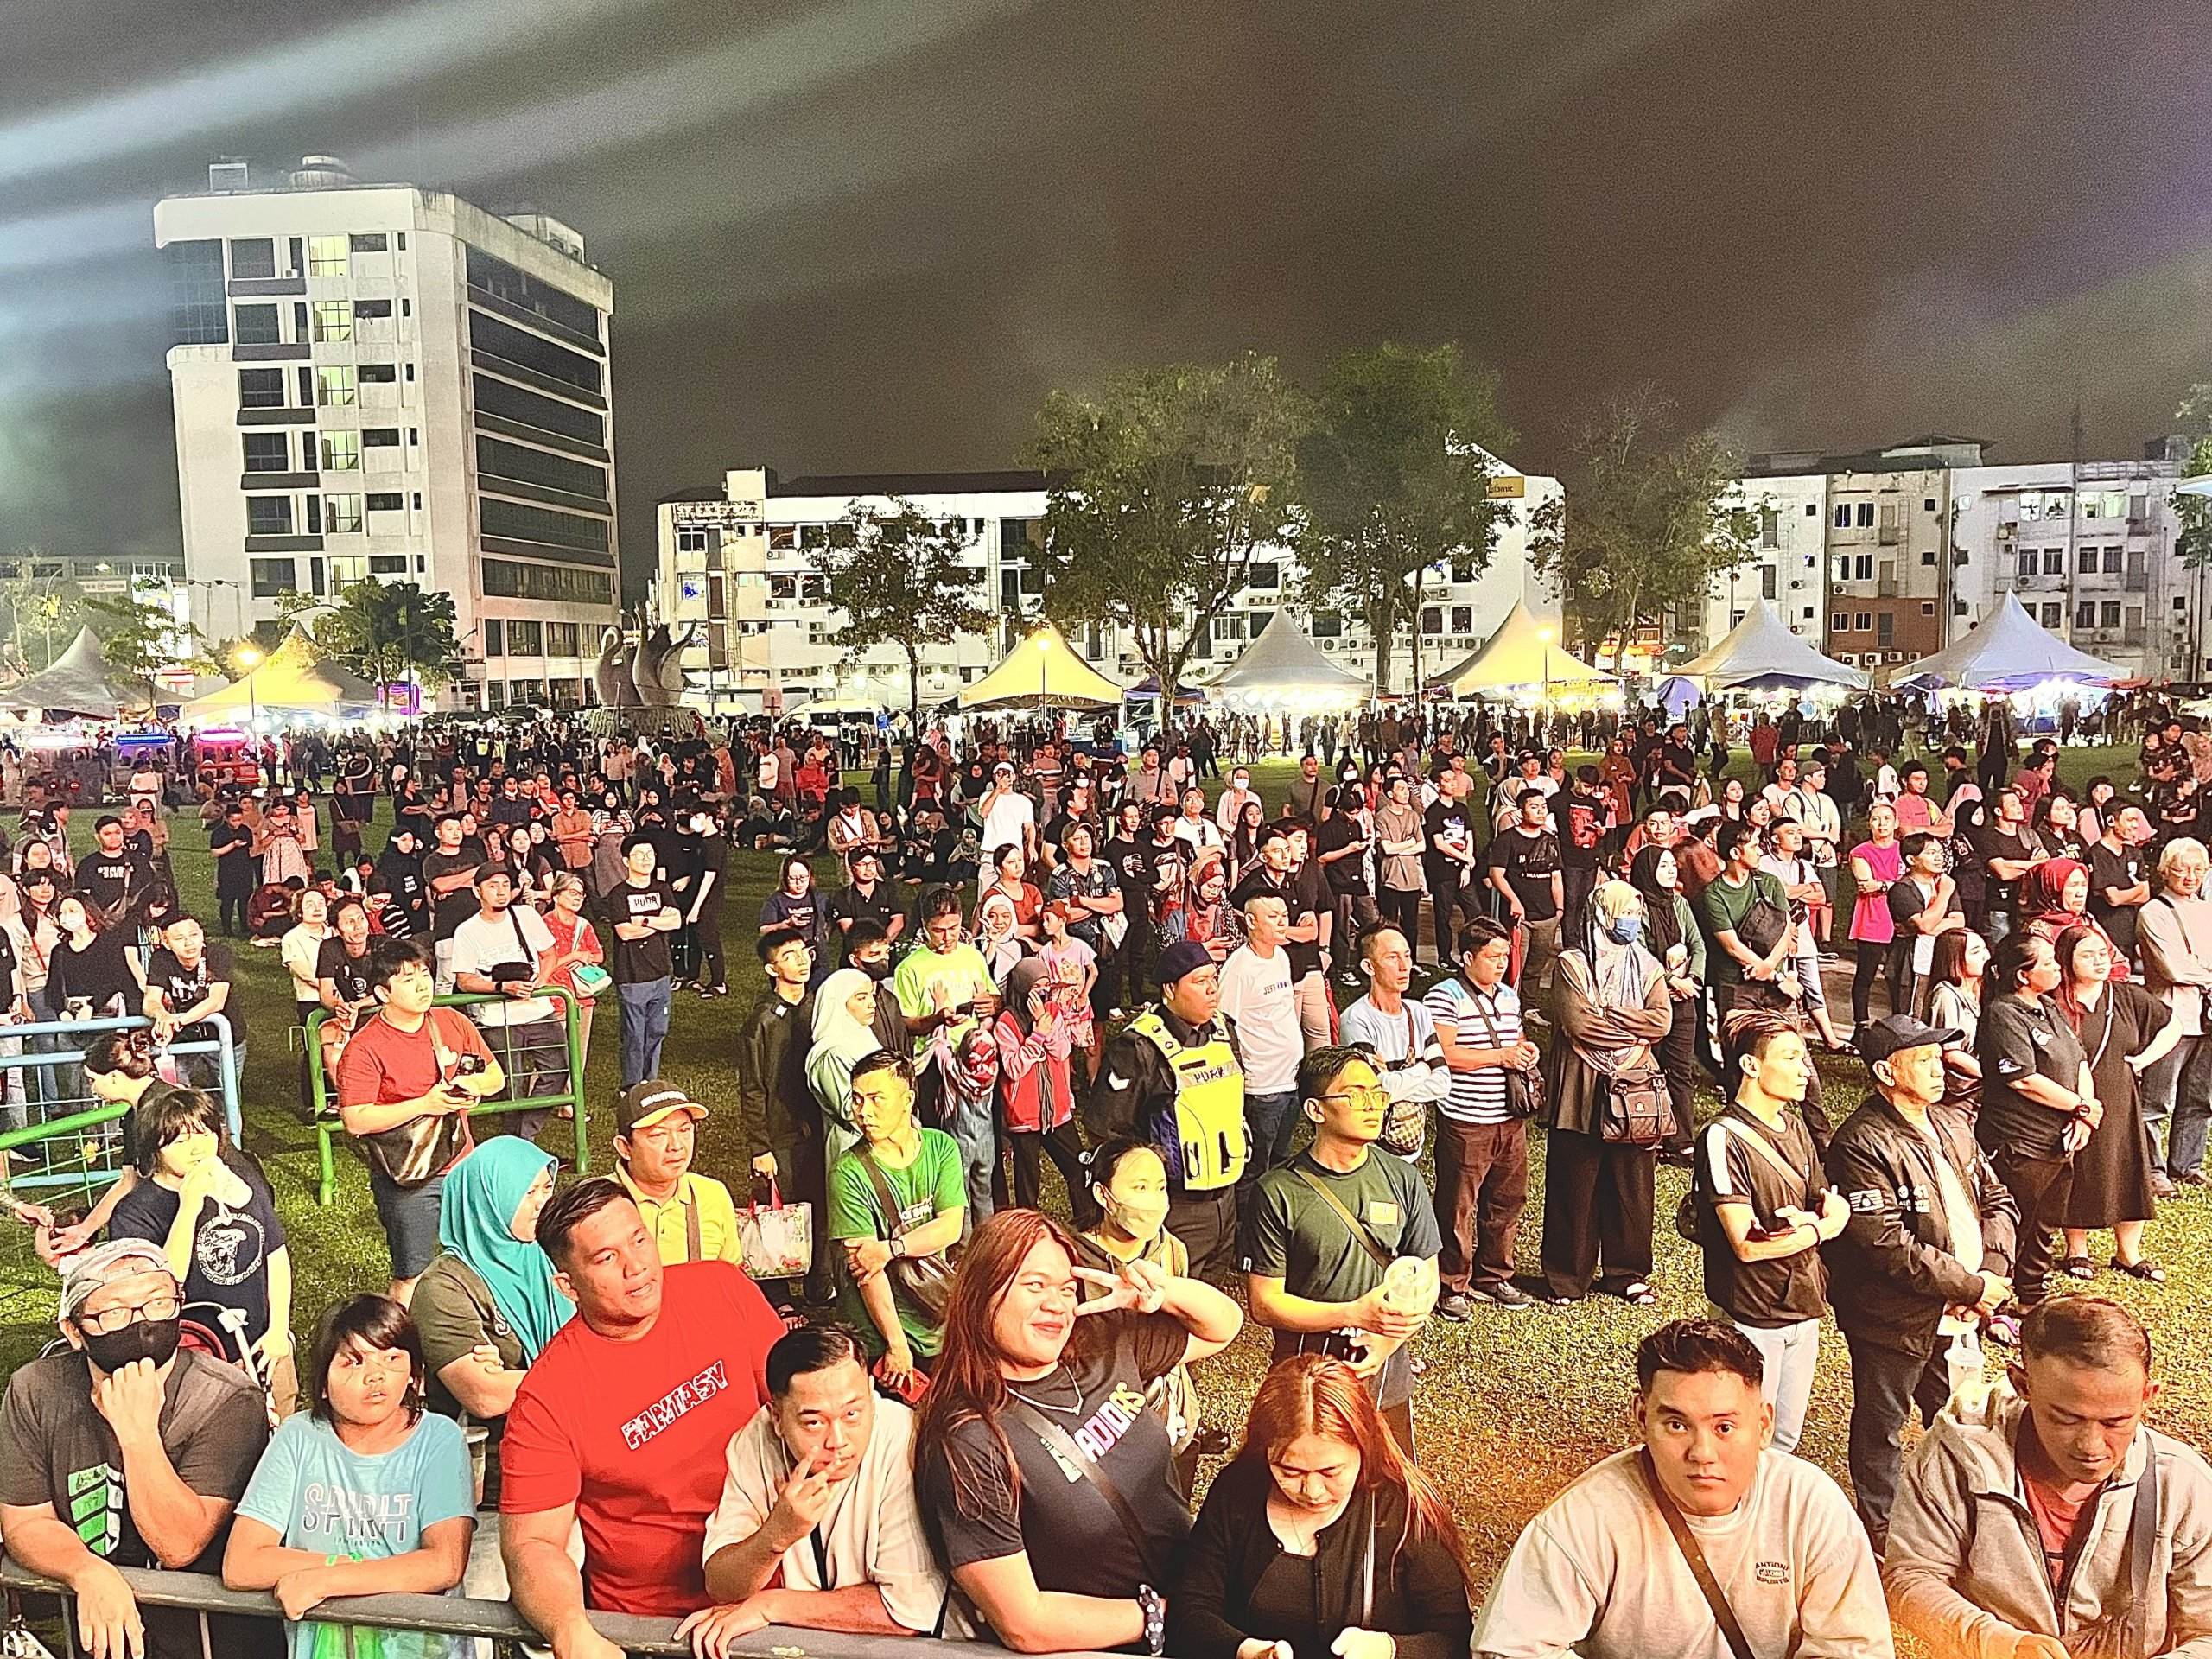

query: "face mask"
(1605, 913), (1643, 944)
(855, 956), (893, 982)
(80, 1318), (181, 1374)
(1107, 1193), (1169, 1241)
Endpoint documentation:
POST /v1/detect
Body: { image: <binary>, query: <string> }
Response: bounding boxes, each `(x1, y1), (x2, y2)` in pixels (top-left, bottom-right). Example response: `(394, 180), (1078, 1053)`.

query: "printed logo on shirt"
(1039, 1381), (1152, 1483)
(1846, 1188), (1886, 1214)
(1754, 1560), (1790, 1585)
(194, 1205), (266, 1287)
(619, 1360), (729, 1450)
(303, 1482), (418, 1548)
(67, 1463), (121, 1555)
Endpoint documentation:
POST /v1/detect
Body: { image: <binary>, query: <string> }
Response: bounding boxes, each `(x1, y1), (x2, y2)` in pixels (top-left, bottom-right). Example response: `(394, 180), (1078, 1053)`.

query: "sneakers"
(1436, 1292), (1473, 1322)
(1470, 1282), (1538, 1310)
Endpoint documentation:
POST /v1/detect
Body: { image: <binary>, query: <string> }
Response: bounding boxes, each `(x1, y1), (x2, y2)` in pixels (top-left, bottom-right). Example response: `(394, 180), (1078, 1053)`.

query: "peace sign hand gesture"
(1072, 1258), (1169, 1318)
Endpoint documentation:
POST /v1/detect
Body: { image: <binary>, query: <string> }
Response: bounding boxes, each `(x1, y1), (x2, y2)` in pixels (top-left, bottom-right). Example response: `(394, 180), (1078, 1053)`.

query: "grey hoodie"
(1884, 1379), (2212, 1656)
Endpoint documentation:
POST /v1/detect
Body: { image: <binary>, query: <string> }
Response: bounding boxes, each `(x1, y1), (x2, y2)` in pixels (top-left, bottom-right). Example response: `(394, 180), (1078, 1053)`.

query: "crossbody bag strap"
(1294, 1166), (1395, 1273)
(2126, 1442), (2160, 1659)
(1002, 1396), (1163, 1582)
(1713, 1116), (1814, 1197)
(1638, 1450), (1756, 1659)
(855, 1152), (909, 1244)
(685, 1193), (702, 1264)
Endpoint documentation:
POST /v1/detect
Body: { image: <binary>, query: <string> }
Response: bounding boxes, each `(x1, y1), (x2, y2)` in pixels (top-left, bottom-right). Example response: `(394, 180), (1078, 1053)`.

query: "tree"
(817, 499), (992, 724)
(1293, 343), (1515, 696)
(1528, 385), (1755, 662)
(81, 585), (189, 678)
(0, 556), (84, 677)
(2173, 384), (2212, 569)
(319, 582), (462, 690)
(1026, 353), (1306, 704)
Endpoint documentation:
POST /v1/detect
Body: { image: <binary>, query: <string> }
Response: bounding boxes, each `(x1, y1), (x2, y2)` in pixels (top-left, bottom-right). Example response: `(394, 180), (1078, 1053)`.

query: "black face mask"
(855, 957), (893, 982)
(80, 1317), (181, 1374)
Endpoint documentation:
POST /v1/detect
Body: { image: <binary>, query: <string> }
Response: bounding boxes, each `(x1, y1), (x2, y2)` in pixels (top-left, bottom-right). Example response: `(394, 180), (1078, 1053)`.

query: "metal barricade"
(305, 990), (588, 1205)
(0, 1559), (1120, 1659)
(0, 1014), (242, 1312)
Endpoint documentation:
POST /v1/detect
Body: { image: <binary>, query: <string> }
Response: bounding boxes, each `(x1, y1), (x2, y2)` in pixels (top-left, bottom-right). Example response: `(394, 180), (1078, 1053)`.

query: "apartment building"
(155, 156), (619, 709)
(654, 455), (1562, 714)
(1701, 473), (1828, 649)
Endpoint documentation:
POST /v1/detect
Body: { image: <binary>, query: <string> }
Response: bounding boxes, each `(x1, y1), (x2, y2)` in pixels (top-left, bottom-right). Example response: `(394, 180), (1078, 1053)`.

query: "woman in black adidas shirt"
(915, 1208), (1242, 1651)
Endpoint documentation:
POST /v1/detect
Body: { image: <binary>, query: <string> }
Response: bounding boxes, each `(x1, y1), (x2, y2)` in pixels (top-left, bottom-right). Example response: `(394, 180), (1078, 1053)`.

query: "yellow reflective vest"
(1127, 1010), (1247, 1192)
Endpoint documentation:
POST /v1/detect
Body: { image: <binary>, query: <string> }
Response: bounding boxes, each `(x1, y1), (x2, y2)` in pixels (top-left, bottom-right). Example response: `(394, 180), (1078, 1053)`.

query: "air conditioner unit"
(1996, 523), (2017, 540)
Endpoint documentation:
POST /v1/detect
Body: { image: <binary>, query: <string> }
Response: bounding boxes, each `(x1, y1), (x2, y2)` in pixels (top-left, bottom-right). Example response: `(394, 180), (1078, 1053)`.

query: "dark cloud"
(3, 0), (2208, 593)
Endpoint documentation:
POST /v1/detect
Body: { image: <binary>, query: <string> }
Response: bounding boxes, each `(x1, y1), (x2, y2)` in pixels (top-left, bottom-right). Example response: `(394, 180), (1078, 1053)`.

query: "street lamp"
(1536, 625), (1554, 736)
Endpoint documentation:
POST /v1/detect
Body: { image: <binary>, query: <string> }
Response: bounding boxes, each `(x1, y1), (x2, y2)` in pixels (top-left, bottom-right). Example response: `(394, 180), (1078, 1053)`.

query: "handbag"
(734, 1175), (814, 1281)
(1374, 1007), (1428, 1159)
(855, 1152), (959, 1322)
(1597, 1050), (1670, 1147)
(1464, 982), (1543, 1121)
(569, 961), (613, 999)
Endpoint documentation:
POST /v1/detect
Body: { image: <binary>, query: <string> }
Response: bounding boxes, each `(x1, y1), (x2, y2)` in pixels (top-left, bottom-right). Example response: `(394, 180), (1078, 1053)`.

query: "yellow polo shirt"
(616, 1166), (743, 1266)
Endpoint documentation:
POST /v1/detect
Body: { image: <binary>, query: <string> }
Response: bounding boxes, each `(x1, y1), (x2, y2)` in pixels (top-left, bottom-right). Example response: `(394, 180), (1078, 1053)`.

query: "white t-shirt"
(702, 1398), (954, 1636)
(980, 790), (1035, 859)
(1473, 1446), (1888, 1659)
(1217, 943), (1300, 1094)
(448, 902), (558, 1028)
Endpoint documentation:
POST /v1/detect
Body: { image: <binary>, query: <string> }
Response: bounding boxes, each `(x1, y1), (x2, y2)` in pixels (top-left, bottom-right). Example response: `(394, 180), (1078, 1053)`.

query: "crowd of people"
(1, 696), (2210, 1659)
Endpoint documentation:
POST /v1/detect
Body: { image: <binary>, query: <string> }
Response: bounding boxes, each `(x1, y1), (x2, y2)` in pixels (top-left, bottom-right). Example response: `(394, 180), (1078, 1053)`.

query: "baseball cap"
(61, 1240), (174, 1321)
(617, 1080), (709, 1135)
(473, 861), (518, 887)
(1855, 1014), (1961, 1066)
(1154, 938), (1215, 987)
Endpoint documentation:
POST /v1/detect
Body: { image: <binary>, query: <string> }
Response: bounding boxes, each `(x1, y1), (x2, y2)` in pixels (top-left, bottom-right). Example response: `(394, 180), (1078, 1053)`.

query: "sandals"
(2112, 1256), (2169, 1283)
(2061, 1256), (2097, 1280)
(1619, 1281), (1659, 1307)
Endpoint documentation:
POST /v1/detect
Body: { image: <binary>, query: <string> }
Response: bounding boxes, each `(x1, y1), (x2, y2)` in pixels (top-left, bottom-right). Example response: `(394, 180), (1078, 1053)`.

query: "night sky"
(4, 0), (2209, 595)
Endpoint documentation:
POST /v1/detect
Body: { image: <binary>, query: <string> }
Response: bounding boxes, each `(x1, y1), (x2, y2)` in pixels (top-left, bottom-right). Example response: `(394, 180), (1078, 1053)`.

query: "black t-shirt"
(316, 936), (377, 1007)
(208, 821), (254, 888)
(2088, 841), (2147, 959)
(109, 1158), (286, 1344)
(1694, 1107), (1831, 1328)
(50, 928), (137, 1014)
(1979, 824), (2043, 913)
(1144, 838), (1188, 917)
(1484, 825), (1562, 921)
(422, 849), (480, 944)
(79, 849), (151, 914)
(610, 877), (677, 982)
(1422, 799), (1475, 868)
(1102, 834), (1149, 901)
(1314, 812), (1368, 896)
(1658, 741), (1698, 784)
(828, 880), (901, 938)
(1977, 992), (2088, 1160)
(145, 943), (234, 1046)
(914, 1310), (1190, 1599)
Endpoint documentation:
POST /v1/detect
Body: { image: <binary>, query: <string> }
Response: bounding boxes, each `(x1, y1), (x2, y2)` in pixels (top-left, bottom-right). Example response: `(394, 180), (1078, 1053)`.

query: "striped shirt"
(1424, 976), (1522, 1125)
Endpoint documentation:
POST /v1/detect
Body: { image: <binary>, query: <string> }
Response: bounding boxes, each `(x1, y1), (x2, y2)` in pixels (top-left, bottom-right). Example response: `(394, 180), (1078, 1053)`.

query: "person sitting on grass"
(223, 1294), (474, 1659)
(1472, 1318), (1885, 1659)
(690, 1323), (950, 1650)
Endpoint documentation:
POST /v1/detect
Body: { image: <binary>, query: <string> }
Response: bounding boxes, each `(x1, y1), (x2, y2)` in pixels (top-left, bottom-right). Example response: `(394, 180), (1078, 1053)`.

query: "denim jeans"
(1731, 1315), (1822, 1455)
(944, 1087), (997, 1224)
(1242, 1089), (1300, 1200)
(616, 976), (671, 1089)
(2145, 1033), (2212, 1178)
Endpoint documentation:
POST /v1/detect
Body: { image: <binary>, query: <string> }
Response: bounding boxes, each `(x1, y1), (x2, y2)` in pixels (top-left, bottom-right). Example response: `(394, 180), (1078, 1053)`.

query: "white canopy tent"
(1894, 594), (2126, 691)
(1209, 614), (1369, 707)
(1678, 601), (1871, 691)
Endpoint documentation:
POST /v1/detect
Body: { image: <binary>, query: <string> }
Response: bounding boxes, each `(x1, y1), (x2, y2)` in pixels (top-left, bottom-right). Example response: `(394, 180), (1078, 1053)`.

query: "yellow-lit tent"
(178, 625), (382, 728)
(1429, 602), (1616, 697)
(957, 624), (1123, 710)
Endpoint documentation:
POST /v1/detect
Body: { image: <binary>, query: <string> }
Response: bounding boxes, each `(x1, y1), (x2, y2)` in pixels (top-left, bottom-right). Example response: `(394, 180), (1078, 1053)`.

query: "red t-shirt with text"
(498, 1260), (784, 1615)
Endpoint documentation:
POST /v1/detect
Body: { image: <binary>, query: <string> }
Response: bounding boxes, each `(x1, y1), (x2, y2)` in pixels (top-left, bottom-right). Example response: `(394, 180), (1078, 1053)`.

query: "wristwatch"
(1135, 1584), (1166, 1656)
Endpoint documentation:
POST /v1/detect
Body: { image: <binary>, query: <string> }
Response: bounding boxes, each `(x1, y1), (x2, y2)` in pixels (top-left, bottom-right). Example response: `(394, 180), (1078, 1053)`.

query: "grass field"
(5, 742), (2204, 1592)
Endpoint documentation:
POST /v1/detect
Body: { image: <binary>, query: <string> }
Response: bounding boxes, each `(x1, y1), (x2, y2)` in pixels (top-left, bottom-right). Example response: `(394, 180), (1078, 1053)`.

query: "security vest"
(1128, 1009), (1247, 1192)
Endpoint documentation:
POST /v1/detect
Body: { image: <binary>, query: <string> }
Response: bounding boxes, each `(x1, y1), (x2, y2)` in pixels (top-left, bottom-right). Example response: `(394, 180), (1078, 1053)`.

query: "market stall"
(957, 623), (1124, 710)
(176, 624), (381, 729)
(1893, 593), (2125, 693)
(1677, 600), (1871, 694)
(1429, 602), (1618, 704)
(1208, 613), (1369, 709)
(0, 626), (156, 719)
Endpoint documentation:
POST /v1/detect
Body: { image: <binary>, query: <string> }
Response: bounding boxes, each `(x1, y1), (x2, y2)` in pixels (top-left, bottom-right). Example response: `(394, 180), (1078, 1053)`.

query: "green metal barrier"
(305, 988), (589, 1205)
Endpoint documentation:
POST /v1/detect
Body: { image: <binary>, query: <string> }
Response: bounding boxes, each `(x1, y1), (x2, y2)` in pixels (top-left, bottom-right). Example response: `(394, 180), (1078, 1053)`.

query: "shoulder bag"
(1597, 1046), (1670, 1147)
(1637, 1449), (1756, 1659)
(855, 1150), (959, 1322)
(1673, 1114), (1815, 1243)
(1374, 1006), (1428, 1159)
(1464, 983), (1543, 1121)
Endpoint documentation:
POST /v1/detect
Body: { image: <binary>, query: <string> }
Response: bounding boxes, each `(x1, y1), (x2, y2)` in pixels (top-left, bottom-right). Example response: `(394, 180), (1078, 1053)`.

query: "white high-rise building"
(155, 156), (620, 710)
(652, 456), (1562, 715)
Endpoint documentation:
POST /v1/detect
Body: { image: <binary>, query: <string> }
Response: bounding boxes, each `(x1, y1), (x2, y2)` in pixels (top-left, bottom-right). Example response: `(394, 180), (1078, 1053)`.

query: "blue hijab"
(435, 1138), (572, 1360)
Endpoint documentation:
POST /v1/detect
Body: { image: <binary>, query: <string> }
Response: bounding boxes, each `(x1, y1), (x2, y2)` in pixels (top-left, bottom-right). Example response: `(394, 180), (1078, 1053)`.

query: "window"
(2102, 601), (2123, 628)
(482, 620), (504, 655)
(2080, 489), (2126, 520)
(1829, 613), (1849, 634)
(2017, 550), (2037, 582)
(320, 431), (360, 472)
(365, 493), (404, 512)
(2043, 550), (2064, 575)
(482, 559), (614, 605)
(242, 434), (291, 473)
(298, 366), (314, 404)
(547, 622), (581, 657)
(361, 429), (400, 450)
(474, 436), (609, 501)
(370, 554), (409, 575)
(306, 497), (321, 535)
(1856, 502), (1875, 527)
(2105, 546), (2123, 574)
(2080, 548), (2100, 574)
(1855, 612), (1872, 632)
(349, 232), (388, 253)
(479, 497), (610, 553)
(246, 497), (294, 536)
(1760, 565), (1777, 600)
(2042, 603), (2063, 627)
(358, 363), (397, 383)
(1853, 554), (1873, 582)
(328, 555), (368, 589)
(325, 493), (365, 533)
(316, 366), (357, 406)
(1923, 497), (1937, 512)
(2076, 601), (2097, 629)
(1758, 508), (1779, 549)
(467, 311), (601, 393)
(229, 238), (276, 279)
(1877, 613), (1894, 646)
(1248, 562), (1280, 590)
(307, 235), (348, 276)
(1420, 607), (1443, 635)
(470, 375), (606, 446)
(676, 528), (711, 554)
(1921, 549), (1936, 565)
(1832, 504), (1850, 529)
(1805, 503), (1818, 516)
(353, 299), (393, 322)
(165, 240), (229, 344)
(238, 368), (285, 409)
(310, 301), (351, 342)
(465, 246), (602, 341)
(1921, 601), (1936, 616)
(1450, 606), (1473, 635)
(233, 303), (282, 345)
(507, 620), (544, 657)
(1310, 610), (1342, 639)
(250, 557), (295, 596)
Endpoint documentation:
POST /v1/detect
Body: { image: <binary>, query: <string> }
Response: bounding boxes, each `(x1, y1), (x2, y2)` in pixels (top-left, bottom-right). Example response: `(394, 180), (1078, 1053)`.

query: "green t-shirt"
(890, 944), (996, 1058)
(829, 1127), (965, 1357)
(1695, 869), (1787, 987)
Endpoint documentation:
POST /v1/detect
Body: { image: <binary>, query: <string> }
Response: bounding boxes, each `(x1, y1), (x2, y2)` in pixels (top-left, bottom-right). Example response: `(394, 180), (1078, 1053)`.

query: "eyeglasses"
(1319, 1085), (1389, 1109)
(77, 1294), (180, 1335)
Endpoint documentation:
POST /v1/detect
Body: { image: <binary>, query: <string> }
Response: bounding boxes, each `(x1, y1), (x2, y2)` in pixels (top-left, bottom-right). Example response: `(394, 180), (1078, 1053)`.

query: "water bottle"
(1382, 1255), (1425, 1309)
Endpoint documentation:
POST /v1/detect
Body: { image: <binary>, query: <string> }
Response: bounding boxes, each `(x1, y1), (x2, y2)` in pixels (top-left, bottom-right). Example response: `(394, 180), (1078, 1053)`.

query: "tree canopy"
(318, 582), (461, 688)
(817, 498), (991, 721)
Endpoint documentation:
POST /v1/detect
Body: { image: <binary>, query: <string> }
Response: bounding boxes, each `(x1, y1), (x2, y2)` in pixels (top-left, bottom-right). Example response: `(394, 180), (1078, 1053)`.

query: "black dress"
(2063, 980), (2162, 1230)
